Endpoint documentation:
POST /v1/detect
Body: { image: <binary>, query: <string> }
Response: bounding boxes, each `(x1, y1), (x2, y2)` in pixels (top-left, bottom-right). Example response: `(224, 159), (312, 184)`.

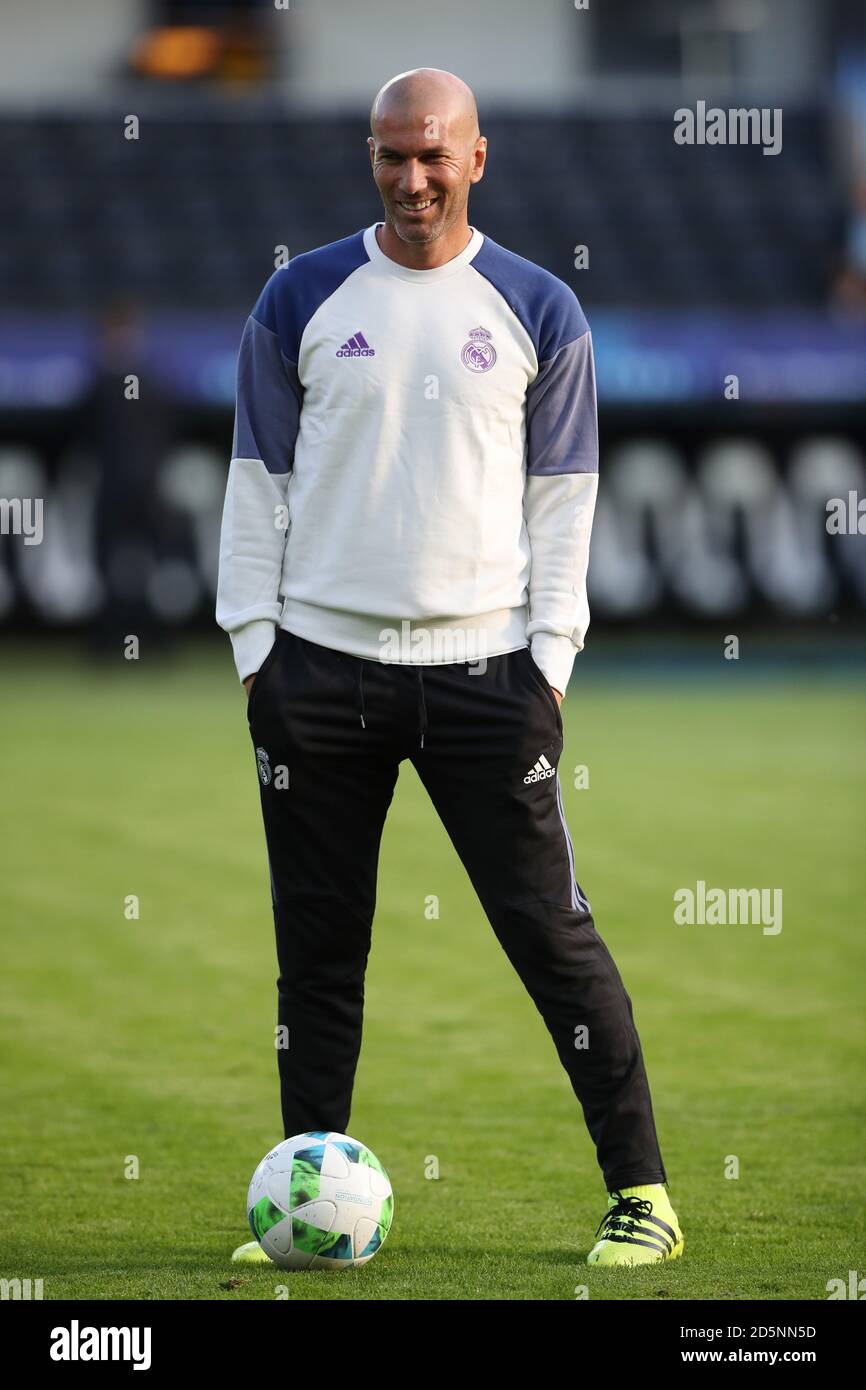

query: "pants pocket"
(522, 648), (563, 735)
(246, 630), (283, 722)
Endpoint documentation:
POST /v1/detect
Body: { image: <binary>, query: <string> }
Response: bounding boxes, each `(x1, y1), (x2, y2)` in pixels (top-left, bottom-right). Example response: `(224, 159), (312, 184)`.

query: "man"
(83, 299), (177, 657)
(217, 68), (683, 1268)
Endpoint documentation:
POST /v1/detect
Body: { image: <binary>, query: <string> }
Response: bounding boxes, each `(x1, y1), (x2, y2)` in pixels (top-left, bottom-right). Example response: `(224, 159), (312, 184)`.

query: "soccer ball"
(246, 1131), (394, 1270)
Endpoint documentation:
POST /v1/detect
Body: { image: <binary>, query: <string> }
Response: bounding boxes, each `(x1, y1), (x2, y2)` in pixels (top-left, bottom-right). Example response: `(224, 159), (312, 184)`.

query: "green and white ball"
(247, 1132), (394, 1270)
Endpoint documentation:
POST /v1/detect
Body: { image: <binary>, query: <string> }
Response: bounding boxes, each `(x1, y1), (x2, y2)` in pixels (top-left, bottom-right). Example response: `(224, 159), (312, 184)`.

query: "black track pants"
(246, 628), (667, 1190)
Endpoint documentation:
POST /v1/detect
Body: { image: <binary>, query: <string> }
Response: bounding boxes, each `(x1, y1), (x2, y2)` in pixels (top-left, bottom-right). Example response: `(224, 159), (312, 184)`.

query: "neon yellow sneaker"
(231, 1240), (271, 1264)
(587, 1185), (684, 1266)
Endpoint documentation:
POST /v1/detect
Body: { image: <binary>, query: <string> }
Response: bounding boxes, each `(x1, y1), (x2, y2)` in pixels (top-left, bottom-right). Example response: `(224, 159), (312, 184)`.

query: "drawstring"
(416, 668), (427, 750)
(355, 657), (428, 749)
(357, 660), (366, 729)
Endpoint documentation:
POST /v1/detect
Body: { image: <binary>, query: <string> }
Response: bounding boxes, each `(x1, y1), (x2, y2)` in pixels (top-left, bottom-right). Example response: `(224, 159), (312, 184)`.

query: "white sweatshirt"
(216, 222), (598, 693)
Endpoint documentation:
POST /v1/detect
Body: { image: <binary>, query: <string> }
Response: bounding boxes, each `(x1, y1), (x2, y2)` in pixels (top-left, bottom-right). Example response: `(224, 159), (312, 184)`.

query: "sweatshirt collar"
(363, 222), (484, 283)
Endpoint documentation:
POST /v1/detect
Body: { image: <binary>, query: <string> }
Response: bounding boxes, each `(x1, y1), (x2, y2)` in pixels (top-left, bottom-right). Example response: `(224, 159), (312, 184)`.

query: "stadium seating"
(0, 108), (836, 311)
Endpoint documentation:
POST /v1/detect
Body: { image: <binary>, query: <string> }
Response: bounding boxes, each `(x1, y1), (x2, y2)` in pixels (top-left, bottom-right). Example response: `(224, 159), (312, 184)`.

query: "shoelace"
(595, 1191), (654, 1239)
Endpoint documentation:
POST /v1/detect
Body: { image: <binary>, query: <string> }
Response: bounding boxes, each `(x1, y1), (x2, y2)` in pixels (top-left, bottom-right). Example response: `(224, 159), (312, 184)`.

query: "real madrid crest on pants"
(256, 747), (272, 787)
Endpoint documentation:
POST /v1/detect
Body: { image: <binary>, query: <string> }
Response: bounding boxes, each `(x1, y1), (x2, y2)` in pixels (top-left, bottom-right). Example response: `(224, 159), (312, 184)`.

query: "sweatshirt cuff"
(230, 620), (276, 684)
(530, 632), (578, 696)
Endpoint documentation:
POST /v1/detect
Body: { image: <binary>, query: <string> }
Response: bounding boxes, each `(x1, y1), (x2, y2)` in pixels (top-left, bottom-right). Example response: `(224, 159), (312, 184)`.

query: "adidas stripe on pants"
(246, 629), (668, 1190)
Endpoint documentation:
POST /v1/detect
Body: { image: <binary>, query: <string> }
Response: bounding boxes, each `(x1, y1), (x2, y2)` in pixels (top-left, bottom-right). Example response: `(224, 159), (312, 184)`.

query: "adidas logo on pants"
(524, 753), (555, 783)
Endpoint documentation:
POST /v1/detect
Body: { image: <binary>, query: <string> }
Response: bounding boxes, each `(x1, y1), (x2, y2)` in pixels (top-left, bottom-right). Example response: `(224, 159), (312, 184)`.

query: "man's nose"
(398, 160), (427, 196)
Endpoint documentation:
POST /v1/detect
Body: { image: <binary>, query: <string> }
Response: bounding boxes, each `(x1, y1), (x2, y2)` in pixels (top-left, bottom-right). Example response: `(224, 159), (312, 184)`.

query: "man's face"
(368, 113), (484, 245)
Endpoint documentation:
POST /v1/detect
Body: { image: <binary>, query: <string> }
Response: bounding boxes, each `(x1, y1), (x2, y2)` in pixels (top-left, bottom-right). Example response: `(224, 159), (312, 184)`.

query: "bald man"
(218, 68), (683, 1269)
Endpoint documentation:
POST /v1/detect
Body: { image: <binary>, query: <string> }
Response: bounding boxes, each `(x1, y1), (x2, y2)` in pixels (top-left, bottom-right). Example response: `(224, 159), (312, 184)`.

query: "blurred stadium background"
(1, 0), (866, 643)
(1, 0), (864, 1301)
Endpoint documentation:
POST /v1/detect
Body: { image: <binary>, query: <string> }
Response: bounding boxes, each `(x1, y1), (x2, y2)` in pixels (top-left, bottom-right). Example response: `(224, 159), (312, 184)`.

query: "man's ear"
(470, 137), (487, 185)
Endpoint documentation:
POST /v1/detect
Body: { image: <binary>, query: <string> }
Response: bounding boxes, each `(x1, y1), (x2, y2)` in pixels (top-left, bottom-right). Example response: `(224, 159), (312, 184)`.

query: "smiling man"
(217, 67), (683, 1268)
(370, 69), (486, 263)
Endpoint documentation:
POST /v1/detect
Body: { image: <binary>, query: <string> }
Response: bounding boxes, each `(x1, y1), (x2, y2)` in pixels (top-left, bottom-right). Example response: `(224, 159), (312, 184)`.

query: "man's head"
(368, 68), (486, 247)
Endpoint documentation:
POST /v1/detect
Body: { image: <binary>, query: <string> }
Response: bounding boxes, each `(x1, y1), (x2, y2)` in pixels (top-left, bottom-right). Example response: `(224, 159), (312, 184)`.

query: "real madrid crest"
(255, 747), (272, 787)
(461, 326), (497, 373)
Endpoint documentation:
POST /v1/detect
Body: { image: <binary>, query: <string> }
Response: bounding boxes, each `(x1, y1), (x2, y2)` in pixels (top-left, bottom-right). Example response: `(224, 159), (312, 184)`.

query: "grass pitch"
(1, 640), (864, 1300)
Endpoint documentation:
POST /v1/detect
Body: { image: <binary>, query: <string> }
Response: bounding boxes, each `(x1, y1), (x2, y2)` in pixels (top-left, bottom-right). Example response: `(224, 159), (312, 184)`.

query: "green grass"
(1, 641), (864, 1300)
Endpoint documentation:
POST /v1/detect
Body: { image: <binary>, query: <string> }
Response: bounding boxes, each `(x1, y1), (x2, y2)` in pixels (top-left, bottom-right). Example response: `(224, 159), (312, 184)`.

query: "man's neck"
(375, 220), (473, 270)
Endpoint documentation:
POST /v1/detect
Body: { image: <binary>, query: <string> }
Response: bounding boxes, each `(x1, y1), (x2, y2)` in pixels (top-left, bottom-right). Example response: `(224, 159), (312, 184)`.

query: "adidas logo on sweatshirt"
(336, 330), (375, 357)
